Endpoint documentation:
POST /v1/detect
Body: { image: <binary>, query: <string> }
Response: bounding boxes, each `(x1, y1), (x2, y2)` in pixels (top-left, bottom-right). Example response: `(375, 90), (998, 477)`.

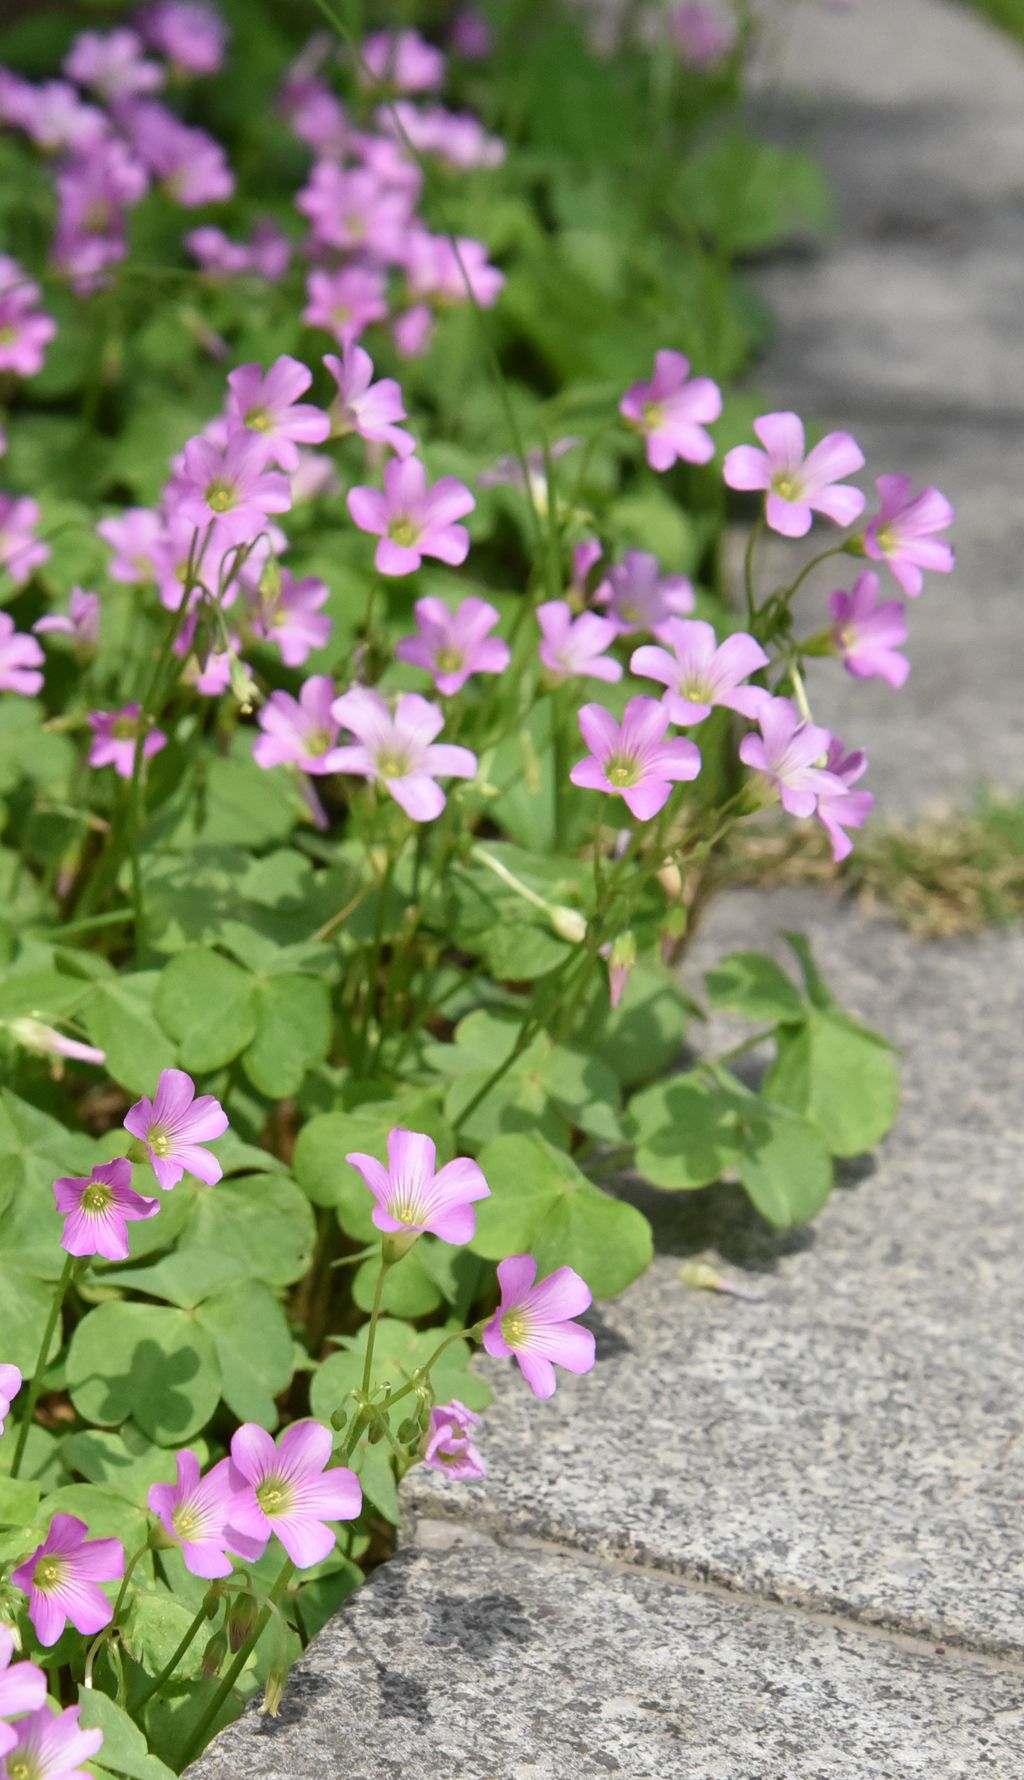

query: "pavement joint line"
(406, 1504), (1024, 1669)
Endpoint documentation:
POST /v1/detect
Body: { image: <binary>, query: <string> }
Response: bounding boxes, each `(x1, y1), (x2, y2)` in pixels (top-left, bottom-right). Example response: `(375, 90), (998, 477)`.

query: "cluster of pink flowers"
(0, 1618), (101, 1780)
(0, 6), (235, 292)
(277, 27), (505, 361)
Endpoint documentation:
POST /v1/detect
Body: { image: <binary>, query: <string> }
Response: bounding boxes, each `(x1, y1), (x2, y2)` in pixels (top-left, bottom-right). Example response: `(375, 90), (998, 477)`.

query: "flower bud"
(227, 1593), (260, 1653)
(201, 1630), (229, 1679)
(229, 657), (260, 713)
(263, 1665), (290, 1718)
(548, 904), (587, 944)
(604, 930), (636, 1009)
(259, 556), (282, 600)
(396, 1417), (419, 1444)
(330, 1405), (348, 1432)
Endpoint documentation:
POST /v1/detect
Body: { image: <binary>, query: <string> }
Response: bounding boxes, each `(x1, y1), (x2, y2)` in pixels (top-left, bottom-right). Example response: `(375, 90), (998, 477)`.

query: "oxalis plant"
(0, 0), (956, 1773)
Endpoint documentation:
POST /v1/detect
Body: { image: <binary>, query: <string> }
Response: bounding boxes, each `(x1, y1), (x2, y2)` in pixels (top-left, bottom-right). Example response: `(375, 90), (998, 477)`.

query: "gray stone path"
(192, 5), (1024, 1775)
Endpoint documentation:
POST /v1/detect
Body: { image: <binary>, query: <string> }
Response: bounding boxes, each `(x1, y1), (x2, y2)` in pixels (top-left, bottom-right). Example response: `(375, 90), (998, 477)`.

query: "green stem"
(742, 515), (763, 627)
(133, 1600), (211, 1710)
(10, 1255), (75, 1478)
(361, 1255), (392, 1398)
(179, 1560), (294, 1768)
(382, 1322), (483, 1413)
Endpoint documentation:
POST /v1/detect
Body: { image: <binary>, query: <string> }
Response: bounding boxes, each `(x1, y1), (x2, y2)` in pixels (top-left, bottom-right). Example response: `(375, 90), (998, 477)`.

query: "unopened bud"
(330, 1405), (348, 1432)
(367, 1419), (385, 1444)
(226, 1593), (260, 1653)
(605, 930), (637, 1010)
(229, 657), (260, 713)
(396, 1417), (419, 1444)
(263, 1666), (289, 1718)
(259, 555), (282, 599)
(548, 904), (587, 944)
(201, 1630), (228, 1679)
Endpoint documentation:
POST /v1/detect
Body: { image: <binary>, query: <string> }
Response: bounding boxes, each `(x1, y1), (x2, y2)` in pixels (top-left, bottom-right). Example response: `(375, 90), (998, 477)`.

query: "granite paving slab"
(409, 893), (1024, 1657)
(191, 1520), (1023, 1780)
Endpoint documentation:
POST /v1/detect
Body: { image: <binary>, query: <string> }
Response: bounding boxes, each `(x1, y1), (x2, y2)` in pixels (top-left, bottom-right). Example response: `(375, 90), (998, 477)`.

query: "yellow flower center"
(388, 519), (419, 549)
(256, 1477), (290, 1516)
(173, 1504), (202, 1542)
(377, 751), (410, 779)
(501, 1311), (528, 1346)
(148, 1126), (172, 1157)
(82, 1182), (113, 1215)
(0, 325), (16, 345)
(771, 472), (802, 502)
(435, 646), (464, 675)
(641, 401), (663, 432)
(111, 716), (139, 740)
(606, 753), (641, 788)
(205, 479), (236, 513)
(34, 1556), (65, 1593)
(244, 406), (272, 433)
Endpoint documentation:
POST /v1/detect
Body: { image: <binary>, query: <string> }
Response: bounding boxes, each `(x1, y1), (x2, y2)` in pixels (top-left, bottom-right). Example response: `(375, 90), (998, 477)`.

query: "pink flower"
(596, 551), (695, 635)
(52, 139), (148, 291)
(620, 349), (722, 471)
(8, 1019), (105, 1068)
(1, 1706), (103, 1780)
(34, 588), (101, 658)
(323, 347), (415, 457)
(296, 163), (412, 260)
(123, 1067), (228, 1190)
(330, 686), (477, 821)
(0, 496), (49, 586)
(138, 3), (229, 76)
(0, 1627), (46, 1758)
(477, 437), (580, 505)
(816, 738), (874, 861)
(381, 101), (504, 171)
(738, 696), (840, 817)
(225, 357), (329, 472)
(12, 1515), (124, 1647)
(670, 3), (736, 65)
(54, 1159), (159, 1262)
(302, 266), (388, 348)
(451, 8), (494, 58)
(482, 1254), (595, 1399)
(0, 257), (56, 379)
(863, 473), (954, 596)
(119, 100), (233, 205)
(360, 29), (445, 93)
(631, 618), (768, 724)
(0, 614), (44, 697)
(346, 1128), (489, 1243)
(423, 1401), (486, 1480)
(253, 676), (343, 775)
(64, 28), (164, 102)
(96, 507), (162, 583)
(724, 412), (865, 538)
(88, 704), (166, 778)
(224, 1421), (361, 1570)
(537, 602), (622, 683)
(0, 75), (107, 153)
(253, 570), (331, 666)
(0, 1365), (22, 1438)
(829, 571), (909, 687)
(393, 304), (433, 359)
(402, 231), (504, 309)
(148, 1451), (254, 1580)
(570, 697), (701, 819)
(396, 596), (509, 696)
(176, 430), (291, 548)
(348, 457), (474, 576)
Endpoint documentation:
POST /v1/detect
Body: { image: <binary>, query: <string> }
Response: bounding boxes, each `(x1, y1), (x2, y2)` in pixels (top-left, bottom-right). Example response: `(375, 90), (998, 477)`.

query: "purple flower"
(396, 596), (509, 696)
(64, 28), (164, 102)
(346, 1128), (489, 1243)
(724, 412), (866, 538)
(187, 221), (288, 281)
(224, 1421), (361, 1570)
(123, 1067), (228, 1190)
(393, 304), (433, 359)
(423, 1401), (486, 1480)
(816, 739), (874, 861)
(0, 614), (44, 697)
(381, 101), (504, 171)
(631, 618), (768, 724)
(323, 347), (415, 457)
(8, 1019), (105, 1068)
(52, 138), (147, 291)
(360, 28), (445, 93)
(863, 472), (954, 596)
(88, 704), (166, 778)
(225, 357), (329, 473)
(0, 75), (107, 153)
(402, 231), (504, 309)
(570, 697), (701, 819)
(0, 257), (57, 379)
(12, 1515), (124, 1647)
(829, 571), (909, 687)
(620, 349), (722, 471)
(596, 551), (695, 635)
(34, 588), (101, 659)
(303, 266), (389, 348)
(0, 1365), (22, 1438)
(537, 601), (622, 683)
(330, 686), (477, 821)
(1, 1706), (103, 1780)
(670, 2), (736, 65)
(148, 1451), (254, 1579)
(477, 437), (581, 509)
(296, 163), (412, 260)
(54, 1159), (159, 1262)
(482, 1254), (595, 1399)
(348, 457), (474, 576)
(119, 100), (233, 205)
(738, 696), (840, 817)
(253, 676), (342, 775)
(254, 570), (331, 666)
(96, 506), (163, 584)
(0, 496), (49, 586)
(176, 430), (291, 548)
(0, 1627), (46, 1758)
(138, 3), (229, 76)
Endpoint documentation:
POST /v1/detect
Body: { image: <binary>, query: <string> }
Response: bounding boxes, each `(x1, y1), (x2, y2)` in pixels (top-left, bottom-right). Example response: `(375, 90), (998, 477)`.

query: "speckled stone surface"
(408, 893), (1024, 1656)
(189, 1521), (1022, 1780)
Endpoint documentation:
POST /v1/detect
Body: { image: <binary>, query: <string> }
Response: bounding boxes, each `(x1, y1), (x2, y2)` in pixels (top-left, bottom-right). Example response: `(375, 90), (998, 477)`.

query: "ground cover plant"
(0, 1), (955, 1771)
